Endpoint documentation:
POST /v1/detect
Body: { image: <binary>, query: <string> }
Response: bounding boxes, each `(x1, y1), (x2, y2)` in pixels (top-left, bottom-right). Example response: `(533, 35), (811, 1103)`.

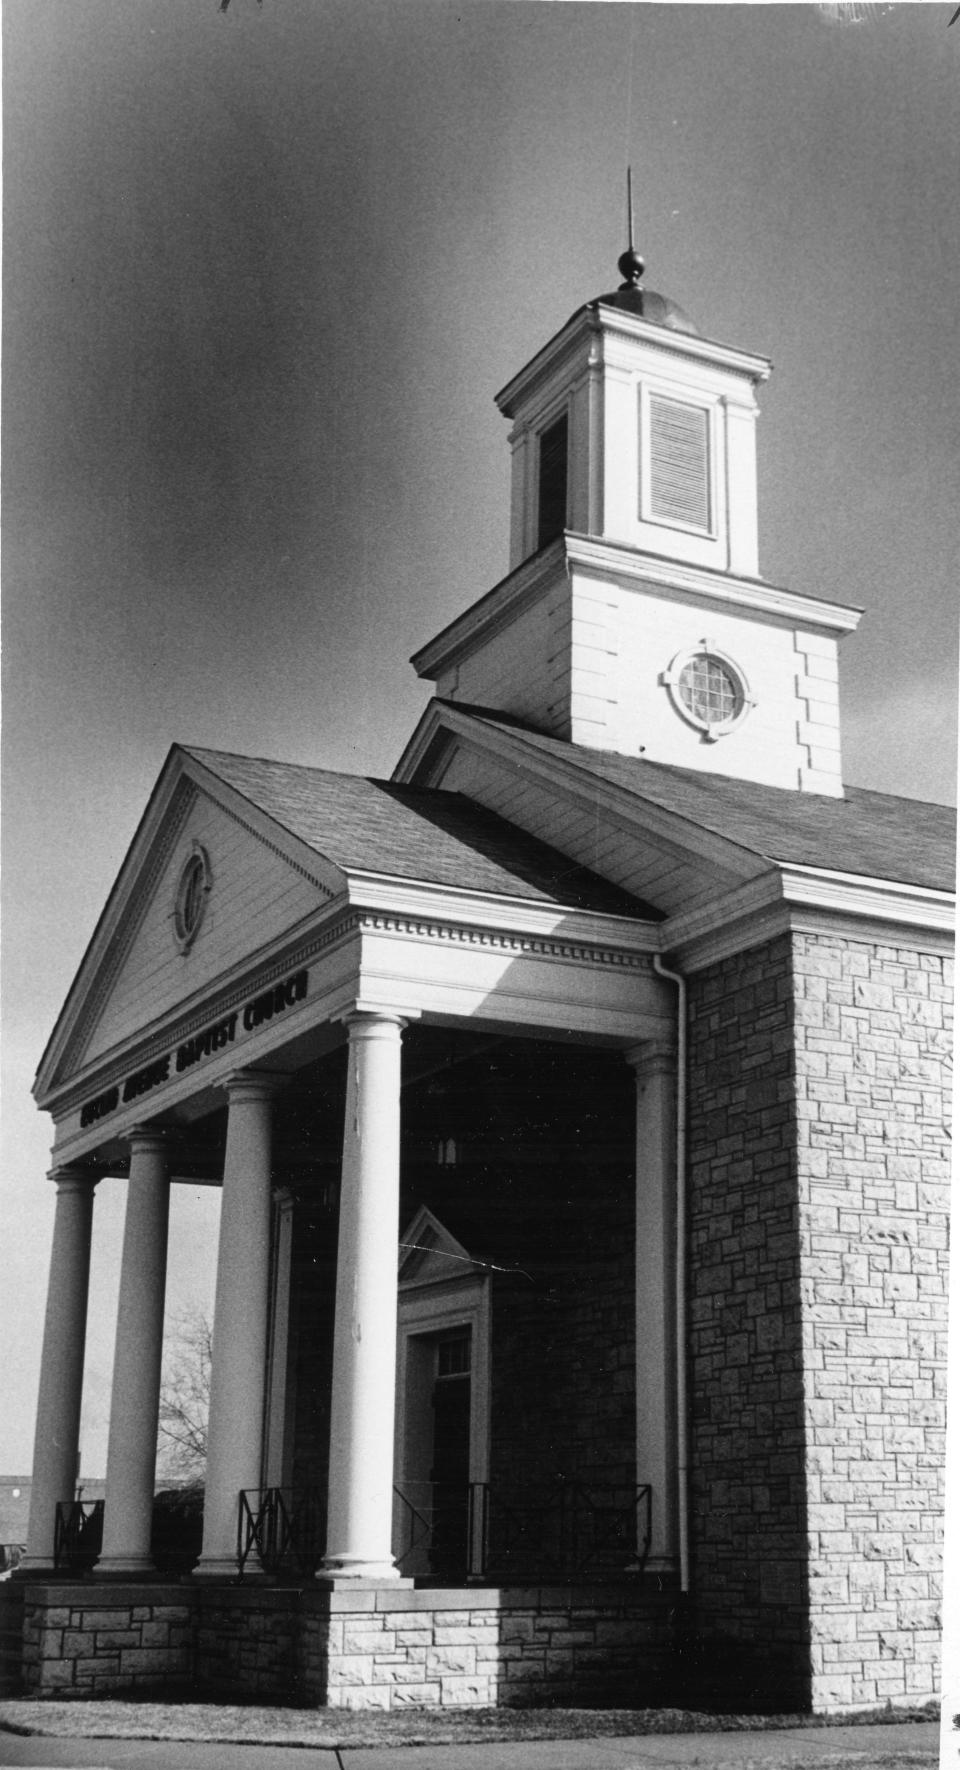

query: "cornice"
(41, 907), (361, 1116)
(42, 891), (663, 1120)
(354, 906), (657, 973)
(345, 872), (660, 950)
(779, 863), (955, 933)
(409, 533), (861, 693)
(661, 865), (955, 972)
(495, 303), (770, 418)
(565, 535), (863, 636)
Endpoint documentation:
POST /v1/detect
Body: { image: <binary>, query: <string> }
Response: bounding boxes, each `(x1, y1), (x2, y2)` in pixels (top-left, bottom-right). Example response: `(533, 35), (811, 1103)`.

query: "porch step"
(0, 1582), (25, 1695)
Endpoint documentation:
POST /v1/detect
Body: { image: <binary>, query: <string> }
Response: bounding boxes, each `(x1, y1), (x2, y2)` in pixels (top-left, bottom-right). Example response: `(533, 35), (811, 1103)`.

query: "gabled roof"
(426, 708), (956, 894)
(185, 746), (658, 917)
(36, 742), (662, 1102)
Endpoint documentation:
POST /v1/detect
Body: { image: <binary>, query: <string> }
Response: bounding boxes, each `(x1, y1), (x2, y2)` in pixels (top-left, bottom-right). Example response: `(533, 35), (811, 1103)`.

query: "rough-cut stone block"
(35, 1660), (77, 1690)
(439, 1675), (490, 1704)
(61, 1630), (95, 1656)
(71, 1608), (131, 1629)
(118, 1647), (181, 1675)
(327, 1654), (375, 1686)
(426, 1645), (477, 1675)
(332, 1684), (392, 1709)
(95, 1629), (141, 1650)
(342, 1625), (394, 1654)
(374, 1658), (430, 1683)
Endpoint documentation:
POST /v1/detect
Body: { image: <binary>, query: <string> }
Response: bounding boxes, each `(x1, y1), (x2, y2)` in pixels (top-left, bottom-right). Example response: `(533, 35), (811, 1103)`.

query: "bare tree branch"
(157, 1306), (212, 1483)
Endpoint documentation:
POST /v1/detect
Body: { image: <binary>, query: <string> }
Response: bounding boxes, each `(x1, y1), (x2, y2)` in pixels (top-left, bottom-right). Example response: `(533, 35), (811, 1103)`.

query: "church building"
(14, 243), (952, 1714)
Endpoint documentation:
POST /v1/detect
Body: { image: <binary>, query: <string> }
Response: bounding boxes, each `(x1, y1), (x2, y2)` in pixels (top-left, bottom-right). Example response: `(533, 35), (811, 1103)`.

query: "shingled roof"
(185, 745), (659, 919)
(446, 707), (957, 894)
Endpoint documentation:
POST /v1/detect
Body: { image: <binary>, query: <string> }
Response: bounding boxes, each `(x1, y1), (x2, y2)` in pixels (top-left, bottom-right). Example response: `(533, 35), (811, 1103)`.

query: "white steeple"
(413, 241), (861, 797)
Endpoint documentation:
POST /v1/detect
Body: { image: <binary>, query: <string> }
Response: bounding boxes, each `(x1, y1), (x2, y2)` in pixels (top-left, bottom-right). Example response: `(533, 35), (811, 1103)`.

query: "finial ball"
(617, 247), (645, 288)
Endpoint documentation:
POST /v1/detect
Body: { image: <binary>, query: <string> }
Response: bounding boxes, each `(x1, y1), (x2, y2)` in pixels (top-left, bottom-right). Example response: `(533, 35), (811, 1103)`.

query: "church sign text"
(78, 967), (309, 1130)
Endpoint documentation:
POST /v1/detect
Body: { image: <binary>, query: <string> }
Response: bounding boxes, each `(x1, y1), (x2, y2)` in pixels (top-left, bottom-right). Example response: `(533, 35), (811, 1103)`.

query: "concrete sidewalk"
(0, 1721), (941, 1770)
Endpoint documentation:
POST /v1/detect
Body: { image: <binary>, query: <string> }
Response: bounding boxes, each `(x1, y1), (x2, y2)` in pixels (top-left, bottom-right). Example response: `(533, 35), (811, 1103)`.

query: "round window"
(174, 845), (211, 951)
(661, 643), (754, 742)
(678, 654), (740, 726)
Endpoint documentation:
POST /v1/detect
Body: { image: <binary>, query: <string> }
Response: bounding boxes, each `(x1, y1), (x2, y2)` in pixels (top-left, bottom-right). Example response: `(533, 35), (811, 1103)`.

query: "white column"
(97, 1129), (170, 1574)
(23, 1167), (98, 1570)
(322, 1012), (406, 1581)
(263, 1187), (296, 1490)
(195, 1072), (279, 1578)
(626, 1040), (679, 1577)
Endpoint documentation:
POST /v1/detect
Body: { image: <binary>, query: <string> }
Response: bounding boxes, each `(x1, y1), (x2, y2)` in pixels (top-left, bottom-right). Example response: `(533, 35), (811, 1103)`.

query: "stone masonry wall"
(793, 932), (950, 1710)
(21, 1586), (192, 1695)
(686, 928), (950, 1714)
(686, 933), (809, 1708)
(194, 1587), (302, 1699)
(303, 1585), (675, 1710)
(19, 1581), (675, 1708)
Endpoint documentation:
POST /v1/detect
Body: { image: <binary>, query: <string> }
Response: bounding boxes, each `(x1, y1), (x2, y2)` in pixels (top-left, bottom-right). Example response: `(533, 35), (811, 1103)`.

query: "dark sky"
(2, 0), (958, 1468)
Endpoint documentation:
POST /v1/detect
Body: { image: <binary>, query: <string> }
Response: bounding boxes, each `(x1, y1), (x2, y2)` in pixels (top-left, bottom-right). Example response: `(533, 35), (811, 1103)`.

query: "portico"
(26, 748), (678, 1629)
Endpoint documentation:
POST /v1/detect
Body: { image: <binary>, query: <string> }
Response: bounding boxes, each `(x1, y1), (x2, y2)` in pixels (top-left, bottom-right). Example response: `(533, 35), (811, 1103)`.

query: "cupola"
(497, 243), (768, 578)
(412, 239), (862, 797)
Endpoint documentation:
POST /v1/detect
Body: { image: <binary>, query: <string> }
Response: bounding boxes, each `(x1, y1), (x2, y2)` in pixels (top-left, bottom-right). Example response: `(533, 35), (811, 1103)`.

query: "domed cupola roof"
(591, 245), (699, 337)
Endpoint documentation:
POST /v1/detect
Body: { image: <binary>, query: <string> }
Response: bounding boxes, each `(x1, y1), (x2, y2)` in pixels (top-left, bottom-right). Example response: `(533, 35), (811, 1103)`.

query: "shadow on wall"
(685, 932), (812, 1714)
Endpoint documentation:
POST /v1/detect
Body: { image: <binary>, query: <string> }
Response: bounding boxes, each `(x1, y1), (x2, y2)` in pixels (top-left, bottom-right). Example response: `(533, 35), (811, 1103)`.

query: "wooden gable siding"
(442, 584), (570, 735)
(438, 748), (734, 916)
(81, 793), (329, 1067)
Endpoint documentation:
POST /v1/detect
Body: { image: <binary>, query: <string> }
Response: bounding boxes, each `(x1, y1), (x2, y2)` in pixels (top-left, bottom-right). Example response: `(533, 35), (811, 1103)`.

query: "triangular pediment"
(36, 747), (347, 1100)
(399, 1207), (480, 1287)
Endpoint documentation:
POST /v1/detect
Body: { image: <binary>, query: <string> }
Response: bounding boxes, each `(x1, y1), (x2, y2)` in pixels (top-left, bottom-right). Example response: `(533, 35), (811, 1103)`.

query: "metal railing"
(394, 1478), (652, 1584)
(238, 1479), (651, 1584)
(54, 1500), (104, 1572)
(479, 1477), (652, 1583)
(393, 1482), (487, 1582)
(237, 1486), (325, 1578)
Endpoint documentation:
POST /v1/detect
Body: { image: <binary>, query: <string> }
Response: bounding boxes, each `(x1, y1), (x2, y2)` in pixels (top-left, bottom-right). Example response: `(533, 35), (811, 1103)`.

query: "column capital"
(125, 1125), (169, 1156)
(46, 1164), (98, 1195)
(340, 1009), (408, 1039)
(623, 1038), (676, 1078)
(222, 1068), (286, 1106)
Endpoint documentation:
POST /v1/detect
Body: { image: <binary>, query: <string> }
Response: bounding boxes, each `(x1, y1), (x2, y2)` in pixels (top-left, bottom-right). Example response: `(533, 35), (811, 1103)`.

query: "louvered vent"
(647, 396), (710, 531)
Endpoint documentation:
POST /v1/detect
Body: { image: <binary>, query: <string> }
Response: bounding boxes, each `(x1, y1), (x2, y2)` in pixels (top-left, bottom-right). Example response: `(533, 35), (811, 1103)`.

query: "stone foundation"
(17, 1580), (676, 1707)
(22, 1586), (193, 1695)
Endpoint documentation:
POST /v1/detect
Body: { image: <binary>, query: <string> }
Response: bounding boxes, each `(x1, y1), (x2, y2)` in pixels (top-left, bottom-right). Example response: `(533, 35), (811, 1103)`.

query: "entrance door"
(429, 1331), (471, 1579)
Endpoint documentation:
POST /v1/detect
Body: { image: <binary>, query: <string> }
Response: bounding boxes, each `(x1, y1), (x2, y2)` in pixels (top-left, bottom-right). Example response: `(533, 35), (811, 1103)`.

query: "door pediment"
(399, 1207), (480, 1288)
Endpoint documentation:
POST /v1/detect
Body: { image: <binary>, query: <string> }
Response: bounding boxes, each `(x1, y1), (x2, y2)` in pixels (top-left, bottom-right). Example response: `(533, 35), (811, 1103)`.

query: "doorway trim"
(395, 1208), (492, 1574)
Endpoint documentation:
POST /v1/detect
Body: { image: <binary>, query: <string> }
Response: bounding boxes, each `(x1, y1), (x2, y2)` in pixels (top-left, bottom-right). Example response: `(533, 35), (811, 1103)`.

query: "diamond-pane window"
(678, 655), (739, 724)
(660, 644), (754, 742)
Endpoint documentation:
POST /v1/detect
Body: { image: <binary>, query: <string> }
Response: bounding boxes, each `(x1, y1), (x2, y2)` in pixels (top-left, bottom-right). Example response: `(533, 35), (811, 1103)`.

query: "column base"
(318, 1557), (410, 1584)
(192, 1556), (246, 1580)
(94, 1555), (157, 1577)
(643, 1554), (681, 1581)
